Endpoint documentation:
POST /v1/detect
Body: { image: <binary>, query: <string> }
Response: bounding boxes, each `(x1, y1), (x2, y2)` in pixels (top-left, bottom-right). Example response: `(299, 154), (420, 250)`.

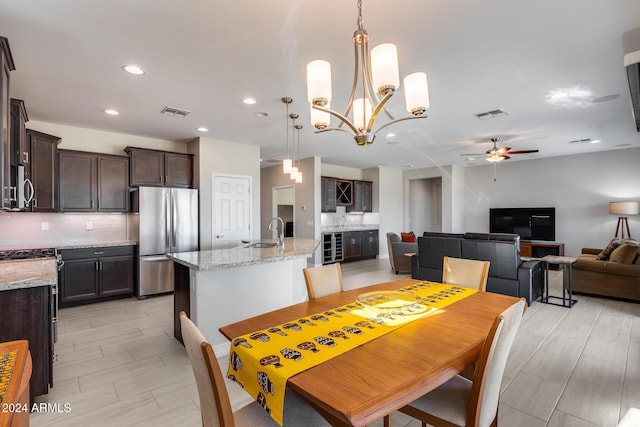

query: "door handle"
(25, 179), (34, 206)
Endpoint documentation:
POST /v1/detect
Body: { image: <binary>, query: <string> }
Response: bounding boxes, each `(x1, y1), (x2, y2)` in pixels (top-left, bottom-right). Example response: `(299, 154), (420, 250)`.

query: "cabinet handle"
(33, 198), (37, 208)
(91, 200), (94, 208)
(94, 251), (104, 255)
(23, 151), (29, 164)
(100, 261), (103, 271)
(95, 261), (100, 271)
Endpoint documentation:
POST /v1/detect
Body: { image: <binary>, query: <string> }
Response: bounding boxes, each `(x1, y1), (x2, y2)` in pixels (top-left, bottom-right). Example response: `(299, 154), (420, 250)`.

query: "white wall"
(321, 164), (363, 180)
(378, 167), (404, 260)
(189, 137), (261, 250)
(408, 177), (442, 235)
(463, 147), (640, 256)
(28, 120), (187, 154)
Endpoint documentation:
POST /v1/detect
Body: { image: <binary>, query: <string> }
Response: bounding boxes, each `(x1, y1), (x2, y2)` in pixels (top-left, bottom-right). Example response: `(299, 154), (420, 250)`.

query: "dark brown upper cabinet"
(1, 36), (15, 210)
(26, 129), (59, 212)
(347, 180), (373, 213)
(125, 147), (193, 188)
(10, 98), (27, 167)
(58, 150), (129, 212)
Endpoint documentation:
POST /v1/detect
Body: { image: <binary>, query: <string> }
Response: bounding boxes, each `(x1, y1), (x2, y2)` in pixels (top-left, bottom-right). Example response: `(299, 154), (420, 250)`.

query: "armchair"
(386, 232), (418, 274)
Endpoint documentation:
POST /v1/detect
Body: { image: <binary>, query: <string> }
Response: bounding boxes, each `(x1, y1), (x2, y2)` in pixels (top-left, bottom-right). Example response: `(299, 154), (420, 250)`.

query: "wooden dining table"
(219, 278), (521, 427)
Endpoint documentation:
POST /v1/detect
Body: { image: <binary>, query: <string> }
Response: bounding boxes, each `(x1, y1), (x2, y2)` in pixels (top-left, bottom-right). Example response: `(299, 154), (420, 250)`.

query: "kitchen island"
(0, 258), (56, 400)
(169, 238), (319, 355)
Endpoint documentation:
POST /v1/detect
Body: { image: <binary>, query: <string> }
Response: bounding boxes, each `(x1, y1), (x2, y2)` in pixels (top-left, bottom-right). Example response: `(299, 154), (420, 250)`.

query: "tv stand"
(521, 241), (564, 269)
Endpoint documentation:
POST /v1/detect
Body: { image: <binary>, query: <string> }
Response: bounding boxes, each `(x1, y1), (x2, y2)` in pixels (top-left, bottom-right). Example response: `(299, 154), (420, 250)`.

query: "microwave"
(9, 165), (34, 210)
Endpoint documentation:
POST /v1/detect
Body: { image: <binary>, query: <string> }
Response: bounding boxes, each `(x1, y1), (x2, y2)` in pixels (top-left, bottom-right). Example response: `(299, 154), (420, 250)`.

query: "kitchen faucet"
(340, 215), (347, 228)
(267, 217), (285, 247)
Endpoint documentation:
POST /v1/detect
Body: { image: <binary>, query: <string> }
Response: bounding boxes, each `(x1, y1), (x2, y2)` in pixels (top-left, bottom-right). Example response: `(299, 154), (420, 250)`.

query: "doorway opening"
(272, 186), (295, 238)
(408, 177), (442, 235)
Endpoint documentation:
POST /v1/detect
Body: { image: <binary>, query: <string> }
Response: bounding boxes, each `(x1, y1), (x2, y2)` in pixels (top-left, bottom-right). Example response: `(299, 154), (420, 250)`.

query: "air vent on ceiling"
(475, 109), (509, 120)
(568, 138), (593, 144)
(160, 106), (191, 117)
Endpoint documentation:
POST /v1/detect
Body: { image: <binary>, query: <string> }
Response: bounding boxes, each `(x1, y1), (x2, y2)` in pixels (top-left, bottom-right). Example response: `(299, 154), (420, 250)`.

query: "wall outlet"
(41, 222), (49, 231)
(86, 221), (94, 230)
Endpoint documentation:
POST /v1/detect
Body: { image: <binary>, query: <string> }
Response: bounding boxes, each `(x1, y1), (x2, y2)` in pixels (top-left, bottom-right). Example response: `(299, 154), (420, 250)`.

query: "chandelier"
(306, 0), (430, 146)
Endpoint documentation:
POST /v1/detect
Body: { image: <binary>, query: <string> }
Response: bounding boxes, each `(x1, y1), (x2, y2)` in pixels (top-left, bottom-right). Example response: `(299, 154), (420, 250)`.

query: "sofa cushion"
(609, 243), (639, 264)
(401, 232), (417, 243)
(596, 238), (620, 260)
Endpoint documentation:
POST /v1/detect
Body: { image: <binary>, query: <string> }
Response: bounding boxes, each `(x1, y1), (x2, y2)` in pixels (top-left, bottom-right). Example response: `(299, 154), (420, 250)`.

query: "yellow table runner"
(0, 350), (18, 405)
(226, 281), (477, 425)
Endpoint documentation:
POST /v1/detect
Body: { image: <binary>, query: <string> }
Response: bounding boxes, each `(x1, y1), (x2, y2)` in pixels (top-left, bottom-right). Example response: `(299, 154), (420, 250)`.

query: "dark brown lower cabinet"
(343, 230), (379, 262)
(0, 285), (53, 400)
(58, 245), (134, 307)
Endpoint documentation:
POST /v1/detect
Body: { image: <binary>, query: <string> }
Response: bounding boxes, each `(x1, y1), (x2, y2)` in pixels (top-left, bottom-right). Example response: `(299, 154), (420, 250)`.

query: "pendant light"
(289, 114), (299, 180)
(281, 97), (293, 174)
(294, 124), (303, 183)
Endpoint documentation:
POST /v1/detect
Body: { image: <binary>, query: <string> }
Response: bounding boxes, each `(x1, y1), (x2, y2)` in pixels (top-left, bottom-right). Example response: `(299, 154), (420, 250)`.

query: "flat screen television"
(489, 207), (555, 241)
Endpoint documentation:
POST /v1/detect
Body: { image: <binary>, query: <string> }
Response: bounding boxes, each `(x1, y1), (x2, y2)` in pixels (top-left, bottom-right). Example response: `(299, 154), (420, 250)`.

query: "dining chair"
(392, 298), (526, 427)
(443, 256), (490, 292)
(179, 312), (330, 427)
(303, 263), (344, 299)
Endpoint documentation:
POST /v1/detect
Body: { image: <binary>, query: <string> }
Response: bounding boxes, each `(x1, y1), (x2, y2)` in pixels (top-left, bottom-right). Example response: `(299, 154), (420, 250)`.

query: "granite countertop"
(55, 241), (137, 250)
(168, 238), (319, 271)
(0, 258), (57, 291)
(321, 225), (379, 232)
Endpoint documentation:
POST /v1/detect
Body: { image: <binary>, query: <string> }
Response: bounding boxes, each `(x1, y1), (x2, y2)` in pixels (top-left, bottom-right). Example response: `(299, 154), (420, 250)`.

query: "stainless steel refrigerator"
(131, 187), (198, 298)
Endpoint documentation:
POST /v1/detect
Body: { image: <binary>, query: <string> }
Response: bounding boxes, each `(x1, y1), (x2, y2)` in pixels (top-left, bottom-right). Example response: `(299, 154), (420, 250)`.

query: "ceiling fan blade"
(497, 147), (511, 154)
(460, 153), (484, 156)
(502, 155), (511, 160)
(507, 149), (539, 154)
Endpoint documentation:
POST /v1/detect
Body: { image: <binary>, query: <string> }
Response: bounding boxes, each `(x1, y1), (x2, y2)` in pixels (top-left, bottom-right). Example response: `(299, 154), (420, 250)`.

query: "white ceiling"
(1, 0), (640, 170)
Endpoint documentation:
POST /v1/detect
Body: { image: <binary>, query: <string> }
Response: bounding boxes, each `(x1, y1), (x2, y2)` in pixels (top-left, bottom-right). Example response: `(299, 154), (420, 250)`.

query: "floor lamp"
(609, 201), (639, 239)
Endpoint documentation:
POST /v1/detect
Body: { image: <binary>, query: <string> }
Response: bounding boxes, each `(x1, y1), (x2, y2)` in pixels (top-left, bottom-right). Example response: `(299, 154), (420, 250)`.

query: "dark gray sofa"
(411, 232), (543, 304)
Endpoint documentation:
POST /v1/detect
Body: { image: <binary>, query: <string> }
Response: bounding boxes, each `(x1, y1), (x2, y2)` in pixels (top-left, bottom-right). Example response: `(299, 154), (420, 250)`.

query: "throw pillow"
(609, 243), (639, 264)
(596, 238), (620, 260)
(401, 232), (417, 243)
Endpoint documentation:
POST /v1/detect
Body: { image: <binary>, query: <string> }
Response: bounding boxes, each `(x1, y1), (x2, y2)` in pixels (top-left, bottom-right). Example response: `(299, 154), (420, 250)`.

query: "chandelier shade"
(609, 201), (639, 216)
(307, 60), (332, 104)
(371, 43), (400, 92)
(305, 0), (429, 146)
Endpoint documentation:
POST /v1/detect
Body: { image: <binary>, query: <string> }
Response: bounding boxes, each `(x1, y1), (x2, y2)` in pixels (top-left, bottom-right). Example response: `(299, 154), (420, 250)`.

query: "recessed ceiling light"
(386, 132), (396, 139)
(196, 127), (208, 132)
(466, 157), (475, 161)
(255, 112), (269, 117)
(590, 139), (601, 144)
(242, 97), (257, 105)
(122, 65), (145, 75)
(104, 109), (120, 116)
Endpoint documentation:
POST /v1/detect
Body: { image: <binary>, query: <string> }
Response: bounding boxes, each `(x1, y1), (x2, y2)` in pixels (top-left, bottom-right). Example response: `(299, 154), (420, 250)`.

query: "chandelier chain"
(357, 0), (363, 30)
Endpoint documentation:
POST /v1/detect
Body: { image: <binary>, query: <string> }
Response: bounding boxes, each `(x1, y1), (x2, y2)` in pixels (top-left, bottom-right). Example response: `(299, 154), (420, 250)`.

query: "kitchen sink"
(249, 242), (278, 248)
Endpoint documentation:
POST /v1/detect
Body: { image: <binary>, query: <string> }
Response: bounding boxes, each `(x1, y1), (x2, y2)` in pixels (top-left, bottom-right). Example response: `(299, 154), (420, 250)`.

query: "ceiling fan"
(462, 137), (539, 162)
(461, 137), (539, 181)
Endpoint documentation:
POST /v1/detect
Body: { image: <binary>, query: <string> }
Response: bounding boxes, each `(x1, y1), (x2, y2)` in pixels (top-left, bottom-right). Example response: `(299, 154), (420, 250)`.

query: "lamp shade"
(289, 166), (298, 180)
(353, 98), (372, 131)
(282, 158), (292, 174)
(307, 60), (332, 104)
(295, 171), (303, 183)
(310, 103), (330, 129)
(609, 201), (640, 215)
(371, 43), (400, 93)
(404, 72), (430, 114)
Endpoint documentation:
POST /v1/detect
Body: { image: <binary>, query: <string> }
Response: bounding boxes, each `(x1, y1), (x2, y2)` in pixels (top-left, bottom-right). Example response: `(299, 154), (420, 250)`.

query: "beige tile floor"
(30, 259), (639, 426)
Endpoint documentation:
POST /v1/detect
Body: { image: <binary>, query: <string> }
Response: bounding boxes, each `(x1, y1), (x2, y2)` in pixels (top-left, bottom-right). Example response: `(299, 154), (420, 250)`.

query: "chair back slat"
(443, 256), (490, 292)
(303, 263), (344, 299)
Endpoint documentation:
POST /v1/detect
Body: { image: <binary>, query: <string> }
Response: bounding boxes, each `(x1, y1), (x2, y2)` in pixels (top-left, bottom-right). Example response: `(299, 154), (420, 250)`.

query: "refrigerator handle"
(165, 192), (171, 252)
(172, 191), (178, 251)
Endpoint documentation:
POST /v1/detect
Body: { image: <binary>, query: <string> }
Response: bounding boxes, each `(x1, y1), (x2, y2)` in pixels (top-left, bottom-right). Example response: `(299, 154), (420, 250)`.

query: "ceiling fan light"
(371, 43), (399, 94)
(283, 158), (292, 174)
(310, 103), (330, 129)
(307, 60), (332, 105)
(353, 98), (373, 131)
(404, 72), (429, 114)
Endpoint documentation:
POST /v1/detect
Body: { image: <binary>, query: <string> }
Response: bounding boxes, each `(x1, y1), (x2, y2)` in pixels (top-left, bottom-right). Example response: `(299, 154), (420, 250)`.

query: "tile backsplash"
(321, 206), (379, 228)
(0, 212), (131, 248)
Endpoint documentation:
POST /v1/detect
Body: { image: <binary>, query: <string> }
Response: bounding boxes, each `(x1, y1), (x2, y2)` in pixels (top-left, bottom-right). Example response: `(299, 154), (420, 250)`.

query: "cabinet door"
(362, 181), (372, 212)
(344, 232), (363, 260)
(321, 177), (337, 212)
(336, 179), (353, 206)
(100, 255), (134, 296)
(9, 99), (27, 167)
(165, 153), (193, 188)
(128, 148), (164, 186)
(0, 286), (51, 399)
(59, 150), (96, 211)
(1, 46), (11, 209)
(363, 231), (379, 258)
(98, 155), (129, 211)
(28, 130), (58, 212)
(60, 258), (100, 304)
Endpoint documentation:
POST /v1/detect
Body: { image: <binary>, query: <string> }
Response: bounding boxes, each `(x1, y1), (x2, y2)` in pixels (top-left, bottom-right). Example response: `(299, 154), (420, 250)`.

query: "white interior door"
(213, 175), (251, 248)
